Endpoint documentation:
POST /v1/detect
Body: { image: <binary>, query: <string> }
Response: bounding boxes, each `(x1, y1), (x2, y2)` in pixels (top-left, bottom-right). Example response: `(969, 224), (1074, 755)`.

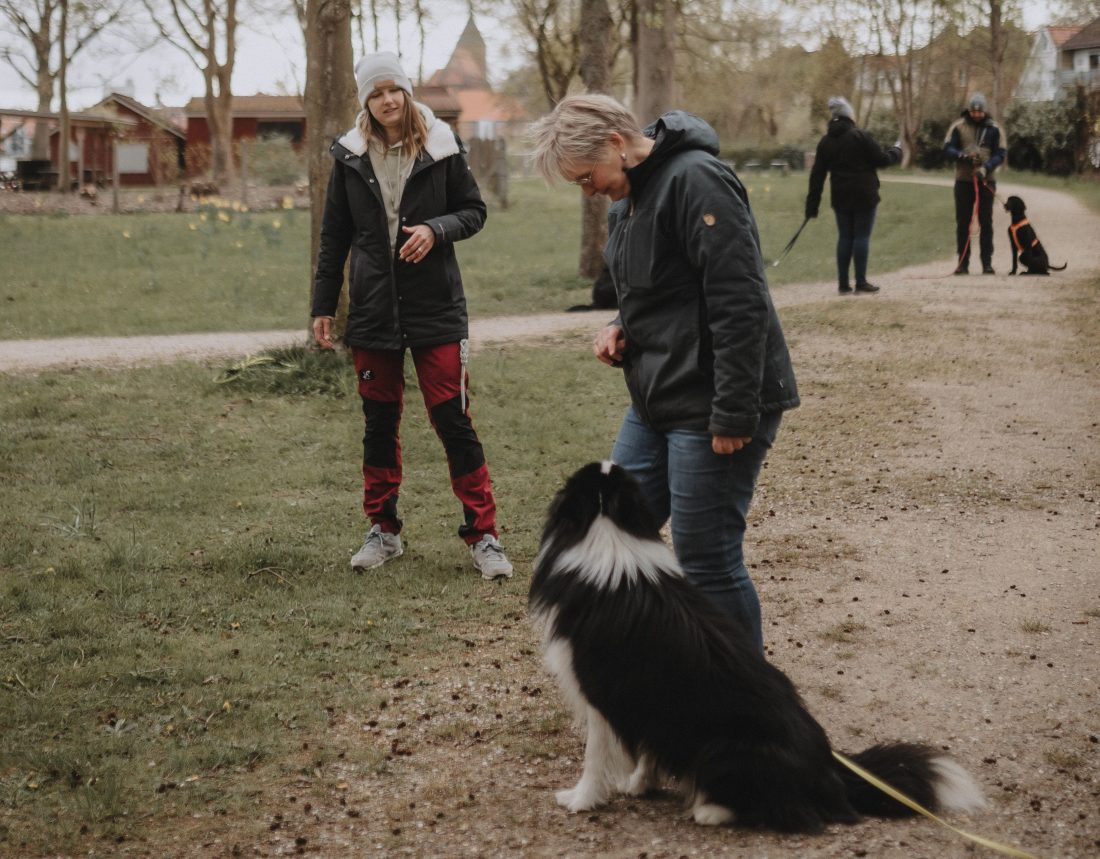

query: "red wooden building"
(40, 92), (185, 187)
(83, 93), (186, 186)
(43, 109), (134, 188)
(182, 90), (461, 177)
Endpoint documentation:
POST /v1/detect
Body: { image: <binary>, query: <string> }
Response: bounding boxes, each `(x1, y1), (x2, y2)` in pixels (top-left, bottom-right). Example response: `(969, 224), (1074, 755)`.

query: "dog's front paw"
(693, 802), (735, 826)
(555, 785), (602, 812)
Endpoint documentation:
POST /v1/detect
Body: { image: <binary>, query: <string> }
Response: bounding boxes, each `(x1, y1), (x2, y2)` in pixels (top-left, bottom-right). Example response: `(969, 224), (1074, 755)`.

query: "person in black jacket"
(311, 52), (512, 580)
(529, 93), (800, 651)
(805, 96), (901, 295)
(943, 93), (1006, 275)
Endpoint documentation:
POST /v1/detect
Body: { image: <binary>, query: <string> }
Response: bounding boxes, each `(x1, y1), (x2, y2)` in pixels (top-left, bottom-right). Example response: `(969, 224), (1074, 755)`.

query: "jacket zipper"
(614, 200), (652, 426)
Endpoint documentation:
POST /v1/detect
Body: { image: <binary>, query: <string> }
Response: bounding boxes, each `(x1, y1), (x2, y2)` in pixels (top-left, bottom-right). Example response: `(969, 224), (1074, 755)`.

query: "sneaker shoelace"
(479, 540), (505, 561)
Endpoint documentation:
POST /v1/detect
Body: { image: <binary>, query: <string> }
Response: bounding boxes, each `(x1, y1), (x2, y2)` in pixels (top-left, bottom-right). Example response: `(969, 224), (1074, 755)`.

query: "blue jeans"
(611, 407), (783, 651)
(834, 206), (877, 287)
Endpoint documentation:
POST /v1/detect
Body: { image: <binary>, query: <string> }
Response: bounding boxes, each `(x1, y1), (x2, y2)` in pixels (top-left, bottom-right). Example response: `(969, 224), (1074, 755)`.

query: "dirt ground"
(2, 181), (1097, 858)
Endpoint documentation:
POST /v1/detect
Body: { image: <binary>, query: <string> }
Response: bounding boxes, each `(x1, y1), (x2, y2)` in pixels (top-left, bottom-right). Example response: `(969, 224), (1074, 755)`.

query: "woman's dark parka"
(605, 111), (799, 439)
(311, 106), (486, 349)
(805, 116), (901, 217)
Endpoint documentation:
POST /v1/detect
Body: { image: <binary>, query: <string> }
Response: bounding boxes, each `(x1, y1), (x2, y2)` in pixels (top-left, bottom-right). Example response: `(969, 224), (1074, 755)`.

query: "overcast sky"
(0, 2), (1056, 112)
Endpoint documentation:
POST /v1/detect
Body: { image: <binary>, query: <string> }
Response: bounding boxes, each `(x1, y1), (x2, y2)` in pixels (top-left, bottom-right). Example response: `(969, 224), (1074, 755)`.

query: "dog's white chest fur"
(539, 515), (681, 591)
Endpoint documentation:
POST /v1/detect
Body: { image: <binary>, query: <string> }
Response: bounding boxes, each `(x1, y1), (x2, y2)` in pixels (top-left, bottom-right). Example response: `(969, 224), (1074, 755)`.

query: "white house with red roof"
(1014, 21), (1092, 101)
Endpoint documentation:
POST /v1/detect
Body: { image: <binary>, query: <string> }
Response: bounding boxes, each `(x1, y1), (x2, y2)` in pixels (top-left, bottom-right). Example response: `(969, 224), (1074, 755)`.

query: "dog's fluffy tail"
(838, 743), (986, 819)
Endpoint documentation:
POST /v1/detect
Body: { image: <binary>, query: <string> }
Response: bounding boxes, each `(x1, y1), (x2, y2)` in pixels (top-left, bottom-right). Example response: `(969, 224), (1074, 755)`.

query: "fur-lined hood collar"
(335, 102), (458, 161)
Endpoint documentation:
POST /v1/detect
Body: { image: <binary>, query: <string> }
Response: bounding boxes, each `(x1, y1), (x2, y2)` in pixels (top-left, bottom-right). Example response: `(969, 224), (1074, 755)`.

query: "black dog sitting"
(1004, 195), (1067, 276)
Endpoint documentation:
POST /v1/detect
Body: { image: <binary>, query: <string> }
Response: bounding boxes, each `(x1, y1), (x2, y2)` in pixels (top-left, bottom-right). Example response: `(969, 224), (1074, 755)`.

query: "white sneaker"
(350, 524), (403, 570)
(470, 535), (513, 580)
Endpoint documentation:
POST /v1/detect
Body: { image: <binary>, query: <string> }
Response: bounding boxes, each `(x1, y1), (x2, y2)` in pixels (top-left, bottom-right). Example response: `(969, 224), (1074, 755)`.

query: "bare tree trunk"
(112, 137), (120, 213)
(305, 0), (357, 342)
(989, 0), (1005, 120)
(578, 0), (613, 280)
(868, 0), (943, 169)
(413, 0), (426, 83)
(58, 0), (71, 191)
(206, 1), (237, 183)
(633, 0), (677, 124)
(145, 0), (239, 184)
(33, 18), (54, 160)
(367, 0), (380, 51)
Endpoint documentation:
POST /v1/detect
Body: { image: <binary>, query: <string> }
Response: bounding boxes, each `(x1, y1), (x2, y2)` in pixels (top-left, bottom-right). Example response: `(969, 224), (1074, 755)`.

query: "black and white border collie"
(529, 461), (985, 832)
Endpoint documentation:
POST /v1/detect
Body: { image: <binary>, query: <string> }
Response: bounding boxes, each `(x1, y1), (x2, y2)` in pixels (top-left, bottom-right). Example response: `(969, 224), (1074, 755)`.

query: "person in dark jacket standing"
(311, 52), (512, 579)
(943, 93), (1006, 275)
(805, 96), (901, 295)
(529, 94), (800, 651)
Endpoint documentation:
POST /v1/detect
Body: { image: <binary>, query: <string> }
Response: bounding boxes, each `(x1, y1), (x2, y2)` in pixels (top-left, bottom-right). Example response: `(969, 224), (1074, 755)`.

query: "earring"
(620, 152), (626, 161)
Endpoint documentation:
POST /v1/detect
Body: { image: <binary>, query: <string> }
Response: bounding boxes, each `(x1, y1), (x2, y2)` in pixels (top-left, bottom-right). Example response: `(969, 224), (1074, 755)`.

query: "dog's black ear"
(541, 462), (607, 546)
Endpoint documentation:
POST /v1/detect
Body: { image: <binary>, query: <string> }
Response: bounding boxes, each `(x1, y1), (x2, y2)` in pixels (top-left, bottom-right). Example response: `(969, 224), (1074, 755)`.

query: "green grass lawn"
(0, 340), (628, 852)
(1, 175), (960, 341)
(4, 170), (1097, 342)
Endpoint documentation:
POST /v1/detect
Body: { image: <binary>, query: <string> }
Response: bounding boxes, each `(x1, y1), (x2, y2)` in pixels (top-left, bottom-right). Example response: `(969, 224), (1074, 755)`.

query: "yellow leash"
(832, 751), (1040, 858)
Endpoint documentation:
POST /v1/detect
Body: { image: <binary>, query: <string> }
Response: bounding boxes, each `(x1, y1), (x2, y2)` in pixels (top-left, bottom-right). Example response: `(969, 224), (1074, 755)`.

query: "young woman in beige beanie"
(311, 51), (512, 580)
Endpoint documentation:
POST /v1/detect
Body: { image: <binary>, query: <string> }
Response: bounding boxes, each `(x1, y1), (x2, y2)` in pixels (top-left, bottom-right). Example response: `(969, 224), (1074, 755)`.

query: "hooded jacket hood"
(827, 116), (855, 137)
(335, 102), (459, 162)
(625, 111), (720, 194)
(604, 108), (799, 436)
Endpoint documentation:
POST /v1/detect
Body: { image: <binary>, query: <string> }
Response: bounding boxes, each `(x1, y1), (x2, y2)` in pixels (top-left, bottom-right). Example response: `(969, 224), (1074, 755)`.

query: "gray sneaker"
(470, 535), (513, 580)
(350, 525), (403, 570)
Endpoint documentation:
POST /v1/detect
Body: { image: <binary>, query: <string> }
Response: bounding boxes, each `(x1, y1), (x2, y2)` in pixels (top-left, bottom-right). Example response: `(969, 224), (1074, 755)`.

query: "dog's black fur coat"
(530, 462), (984, 833)
(1004, 195), (1066, 275)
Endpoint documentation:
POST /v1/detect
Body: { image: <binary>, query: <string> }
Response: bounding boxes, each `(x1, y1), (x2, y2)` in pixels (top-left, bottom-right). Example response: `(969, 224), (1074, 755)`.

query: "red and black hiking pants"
(352, 343), (498, 546)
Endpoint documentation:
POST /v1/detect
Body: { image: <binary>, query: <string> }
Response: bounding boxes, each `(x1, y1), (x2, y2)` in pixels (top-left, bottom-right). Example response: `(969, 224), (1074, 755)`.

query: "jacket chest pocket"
(613, 215), (660, 293)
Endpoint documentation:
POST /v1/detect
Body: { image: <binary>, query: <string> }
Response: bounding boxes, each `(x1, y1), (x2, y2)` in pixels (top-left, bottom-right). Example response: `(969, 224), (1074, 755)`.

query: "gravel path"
(0, 313), (605, 374)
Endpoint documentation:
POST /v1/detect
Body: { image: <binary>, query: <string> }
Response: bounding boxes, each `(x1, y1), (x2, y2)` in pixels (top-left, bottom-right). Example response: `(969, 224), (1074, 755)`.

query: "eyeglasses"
(568, 165), (596, 186)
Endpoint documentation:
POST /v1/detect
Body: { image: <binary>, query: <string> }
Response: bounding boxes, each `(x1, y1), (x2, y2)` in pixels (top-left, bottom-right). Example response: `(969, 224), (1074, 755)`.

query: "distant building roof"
(414, 85), (461, 119)
(89, 92), (185, 139)
(1061, 17), (1100, 51)
(1047, 25), (1084, 48)
(453, 89), (526, 123)
(427, 15), (490, 90)
(184, 94), (305, 118)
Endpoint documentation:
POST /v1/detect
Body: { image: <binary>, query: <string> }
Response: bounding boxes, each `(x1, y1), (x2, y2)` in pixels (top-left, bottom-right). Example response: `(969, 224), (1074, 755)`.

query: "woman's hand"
(712, 435), (751, 454)
(399, 224), (436, 263)
(594, 323), (627, 366)
(312, 316), (335, 350)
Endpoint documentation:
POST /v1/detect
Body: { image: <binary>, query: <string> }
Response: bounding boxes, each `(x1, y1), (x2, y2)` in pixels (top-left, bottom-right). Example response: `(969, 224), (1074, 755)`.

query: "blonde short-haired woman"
(529, 93), (800, 648)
